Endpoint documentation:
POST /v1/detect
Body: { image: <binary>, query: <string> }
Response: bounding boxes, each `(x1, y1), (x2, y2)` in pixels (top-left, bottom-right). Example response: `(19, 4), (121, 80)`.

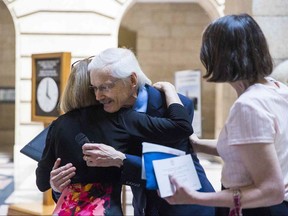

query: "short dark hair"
(200, 13), (273, 84)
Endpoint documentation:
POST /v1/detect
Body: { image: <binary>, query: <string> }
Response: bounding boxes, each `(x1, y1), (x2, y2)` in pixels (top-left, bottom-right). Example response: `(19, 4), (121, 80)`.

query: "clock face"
(37, 77), (59, 113)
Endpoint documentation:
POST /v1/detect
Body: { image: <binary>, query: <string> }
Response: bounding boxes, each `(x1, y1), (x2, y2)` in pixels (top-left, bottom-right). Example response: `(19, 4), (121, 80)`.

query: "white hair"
(88, 48), (151, 88)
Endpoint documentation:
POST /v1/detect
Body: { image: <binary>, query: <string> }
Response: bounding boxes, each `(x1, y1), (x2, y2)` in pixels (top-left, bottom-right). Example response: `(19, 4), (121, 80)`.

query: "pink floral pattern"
(53, 183), (112, 216)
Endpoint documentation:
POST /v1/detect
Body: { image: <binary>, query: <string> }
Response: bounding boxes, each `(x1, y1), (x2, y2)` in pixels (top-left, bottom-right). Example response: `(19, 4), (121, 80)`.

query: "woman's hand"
(153, 82), (182, 106)
(190, 133), (200, 145)
(164, 175), (197, 205)
(50, 158), (76, 192)
(153, 81), (176, 92)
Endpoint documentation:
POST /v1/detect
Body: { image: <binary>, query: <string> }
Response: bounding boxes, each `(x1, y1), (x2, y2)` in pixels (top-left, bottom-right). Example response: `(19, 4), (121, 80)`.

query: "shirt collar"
(133, 86), (148, 113)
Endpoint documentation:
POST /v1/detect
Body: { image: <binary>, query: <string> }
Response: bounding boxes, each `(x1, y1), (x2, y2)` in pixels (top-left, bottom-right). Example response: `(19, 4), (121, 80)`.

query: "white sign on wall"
(175, 70), (202, 137)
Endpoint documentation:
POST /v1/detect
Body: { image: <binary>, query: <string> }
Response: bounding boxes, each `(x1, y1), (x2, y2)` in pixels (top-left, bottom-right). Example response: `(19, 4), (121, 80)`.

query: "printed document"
(153, 154), (201, 197)
(141, 142), (185, 180)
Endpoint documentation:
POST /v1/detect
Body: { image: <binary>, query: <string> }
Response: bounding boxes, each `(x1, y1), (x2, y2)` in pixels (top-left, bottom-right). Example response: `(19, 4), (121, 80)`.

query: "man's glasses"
(71, 55), (95, 69)
(89, 79), (121, 94)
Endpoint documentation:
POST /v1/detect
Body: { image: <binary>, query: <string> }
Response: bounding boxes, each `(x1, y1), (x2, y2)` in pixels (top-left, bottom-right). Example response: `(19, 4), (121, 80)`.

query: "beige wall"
(120, 2), (216, 138)
(253, 0), (288, 66)
(0, 0), (15, 154)
(224, 0), (252, 15)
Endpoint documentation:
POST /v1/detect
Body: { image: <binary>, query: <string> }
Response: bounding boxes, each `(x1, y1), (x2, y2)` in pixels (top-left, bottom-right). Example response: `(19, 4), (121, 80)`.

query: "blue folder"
(142, 142), (185, 190)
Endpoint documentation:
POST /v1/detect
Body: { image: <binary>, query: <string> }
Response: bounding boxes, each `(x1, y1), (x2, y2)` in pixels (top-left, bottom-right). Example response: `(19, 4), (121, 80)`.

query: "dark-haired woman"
(163, 13), (288, 216)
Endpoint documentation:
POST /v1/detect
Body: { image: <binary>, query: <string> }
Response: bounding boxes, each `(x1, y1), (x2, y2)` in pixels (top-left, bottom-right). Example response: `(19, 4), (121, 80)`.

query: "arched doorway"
(118, 1), (217, 138)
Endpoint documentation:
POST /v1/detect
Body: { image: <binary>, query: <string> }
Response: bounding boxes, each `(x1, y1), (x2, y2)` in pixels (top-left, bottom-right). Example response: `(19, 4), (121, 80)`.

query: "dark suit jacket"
(121, 85), (216, 216)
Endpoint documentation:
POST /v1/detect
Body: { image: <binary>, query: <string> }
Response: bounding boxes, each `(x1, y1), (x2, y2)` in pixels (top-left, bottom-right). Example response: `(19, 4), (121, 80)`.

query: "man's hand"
(50, 158), (76, 192)
(82, 143), (126, 168)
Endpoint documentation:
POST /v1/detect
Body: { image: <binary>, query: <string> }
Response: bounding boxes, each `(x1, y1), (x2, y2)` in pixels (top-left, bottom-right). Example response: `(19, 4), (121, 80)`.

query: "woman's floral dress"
(53, 182), (122, 216)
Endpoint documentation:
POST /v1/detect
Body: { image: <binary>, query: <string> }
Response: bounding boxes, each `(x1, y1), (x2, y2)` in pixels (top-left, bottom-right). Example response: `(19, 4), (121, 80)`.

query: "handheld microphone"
(75, 132), (90, 147)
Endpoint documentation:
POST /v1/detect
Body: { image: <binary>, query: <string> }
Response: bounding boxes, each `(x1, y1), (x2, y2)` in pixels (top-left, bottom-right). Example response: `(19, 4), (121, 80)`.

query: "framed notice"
(31, 52), (71, 123)
(175, 70), (202, 137)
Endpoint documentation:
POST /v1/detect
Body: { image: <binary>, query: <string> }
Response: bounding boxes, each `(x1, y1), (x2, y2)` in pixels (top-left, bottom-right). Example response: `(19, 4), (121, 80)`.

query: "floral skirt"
(53, 183), (116, 216)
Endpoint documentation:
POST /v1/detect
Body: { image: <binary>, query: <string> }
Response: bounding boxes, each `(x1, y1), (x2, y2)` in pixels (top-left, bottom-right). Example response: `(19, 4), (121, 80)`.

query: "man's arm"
(121, 154), (145, 187)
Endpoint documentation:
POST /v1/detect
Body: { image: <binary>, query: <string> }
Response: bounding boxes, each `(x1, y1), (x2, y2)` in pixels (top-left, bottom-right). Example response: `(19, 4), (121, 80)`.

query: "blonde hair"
(60, 59), (98, 113)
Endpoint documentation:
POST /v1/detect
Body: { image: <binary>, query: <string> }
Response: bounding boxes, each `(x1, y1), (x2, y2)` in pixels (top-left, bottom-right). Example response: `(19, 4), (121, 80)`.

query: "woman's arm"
(165, 142), (284, 208)
(234, 142), (284, 207)
(36, 124), (57, 192)
(190, 134), (219, 156)
(36, 122), (76, 194)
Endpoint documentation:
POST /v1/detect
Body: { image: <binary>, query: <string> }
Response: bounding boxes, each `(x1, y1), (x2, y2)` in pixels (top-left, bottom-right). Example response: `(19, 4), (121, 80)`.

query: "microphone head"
(75, 133), (90, 147)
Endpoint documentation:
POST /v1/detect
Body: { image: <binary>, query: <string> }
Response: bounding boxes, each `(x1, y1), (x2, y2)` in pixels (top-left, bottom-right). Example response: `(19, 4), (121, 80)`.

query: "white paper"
(152, 154), (202, 198)
(141, 156), (146, 179)
(141, 142), (185, 179)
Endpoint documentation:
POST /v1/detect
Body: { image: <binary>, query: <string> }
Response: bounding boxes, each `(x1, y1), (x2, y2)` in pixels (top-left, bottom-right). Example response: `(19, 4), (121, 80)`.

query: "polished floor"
(0, 153), (14, 215)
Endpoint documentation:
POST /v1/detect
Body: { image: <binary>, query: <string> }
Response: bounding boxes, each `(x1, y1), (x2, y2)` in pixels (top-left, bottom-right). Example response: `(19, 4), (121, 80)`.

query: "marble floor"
(0, 153), (14, 215)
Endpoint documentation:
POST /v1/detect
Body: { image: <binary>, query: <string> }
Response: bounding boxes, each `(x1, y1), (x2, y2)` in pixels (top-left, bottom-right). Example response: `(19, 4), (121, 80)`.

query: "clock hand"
(46, 79), (51, 99)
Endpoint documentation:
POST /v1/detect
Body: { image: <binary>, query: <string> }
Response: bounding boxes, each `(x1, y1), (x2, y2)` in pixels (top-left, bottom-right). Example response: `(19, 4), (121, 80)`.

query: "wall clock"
(31, 52), (71, 124)
(37, 77), (59, 113)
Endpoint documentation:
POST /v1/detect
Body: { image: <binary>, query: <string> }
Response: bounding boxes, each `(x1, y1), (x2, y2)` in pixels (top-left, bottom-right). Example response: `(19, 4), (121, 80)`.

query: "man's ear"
(130, 72), (138, 87)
